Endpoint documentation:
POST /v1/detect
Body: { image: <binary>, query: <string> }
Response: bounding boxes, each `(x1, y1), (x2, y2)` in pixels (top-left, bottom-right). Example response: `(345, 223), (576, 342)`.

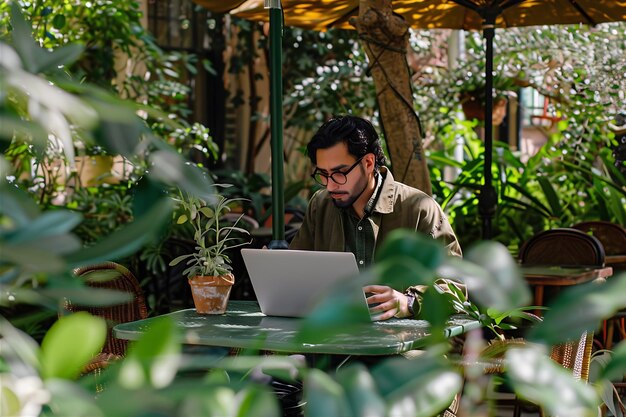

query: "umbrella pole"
(478, 18), (498, 240)
(266, 0), (288, 249)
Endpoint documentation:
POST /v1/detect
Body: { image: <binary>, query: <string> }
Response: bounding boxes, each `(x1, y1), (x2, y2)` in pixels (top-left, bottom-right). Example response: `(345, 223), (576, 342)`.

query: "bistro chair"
(480, 332), (594, 417)
(572, 221), (626, 349)
(65, 262), (148, 378)
(518, 227), (606, 309)
(518, 228), (607, 348)
(519, 228), (606, 267)
(571, 220), (626, 270)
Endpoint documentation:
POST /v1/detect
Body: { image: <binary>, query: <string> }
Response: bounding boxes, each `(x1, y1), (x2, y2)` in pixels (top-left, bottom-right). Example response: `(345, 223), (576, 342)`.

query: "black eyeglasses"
(311, 156), (365, 186)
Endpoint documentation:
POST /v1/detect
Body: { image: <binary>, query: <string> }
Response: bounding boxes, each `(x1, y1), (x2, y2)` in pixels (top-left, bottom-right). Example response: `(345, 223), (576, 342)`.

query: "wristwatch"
(403, 289), (423, 319)
(405, 293), (416, 318)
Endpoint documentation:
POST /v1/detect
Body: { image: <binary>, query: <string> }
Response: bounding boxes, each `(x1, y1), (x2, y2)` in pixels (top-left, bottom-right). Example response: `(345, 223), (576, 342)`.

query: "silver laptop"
(241, 249), (360, 317)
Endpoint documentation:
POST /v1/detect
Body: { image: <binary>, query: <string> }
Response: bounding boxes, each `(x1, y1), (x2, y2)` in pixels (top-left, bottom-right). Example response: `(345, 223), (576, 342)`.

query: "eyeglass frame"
(310, 155), (366, 186)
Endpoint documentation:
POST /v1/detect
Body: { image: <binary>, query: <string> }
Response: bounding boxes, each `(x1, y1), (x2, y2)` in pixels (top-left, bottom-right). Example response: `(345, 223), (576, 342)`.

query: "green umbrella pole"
(267, 0), (287, 248)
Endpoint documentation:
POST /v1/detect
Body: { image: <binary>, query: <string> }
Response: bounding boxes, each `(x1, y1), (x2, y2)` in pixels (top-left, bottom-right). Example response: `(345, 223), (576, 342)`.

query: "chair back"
(572, 221), (626, 256)
(68, 262), (148, 356)
(549, 331), (594, 382)
(519, 228), (606, 267)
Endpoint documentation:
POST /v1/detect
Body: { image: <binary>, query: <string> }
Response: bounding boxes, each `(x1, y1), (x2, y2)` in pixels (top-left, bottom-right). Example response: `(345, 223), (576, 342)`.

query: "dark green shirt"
(342, 172), (383, 270)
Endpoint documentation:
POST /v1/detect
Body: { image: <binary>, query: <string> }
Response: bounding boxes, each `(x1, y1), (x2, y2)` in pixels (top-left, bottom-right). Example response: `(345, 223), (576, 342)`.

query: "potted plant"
(458, 74), (522, 126)
(169, 187), (251, 314)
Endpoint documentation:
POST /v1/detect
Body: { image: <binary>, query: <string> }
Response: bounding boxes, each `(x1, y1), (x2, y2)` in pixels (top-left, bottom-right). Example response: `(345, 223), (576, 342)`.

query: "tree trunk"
(351, 0), (431, 195)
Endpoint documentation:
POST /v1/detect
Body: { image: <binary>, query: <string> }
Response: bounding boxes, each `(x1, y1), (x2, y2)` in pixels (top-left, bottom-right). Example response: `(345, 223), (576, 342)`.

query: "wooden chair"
(518, 227), (606, 307)
(572, 221), (626, 348)
(519, 228), (607, 348)
(519, 228), (606, 267)
(66, 262), (148, 373)
(571, 221), (626, 269)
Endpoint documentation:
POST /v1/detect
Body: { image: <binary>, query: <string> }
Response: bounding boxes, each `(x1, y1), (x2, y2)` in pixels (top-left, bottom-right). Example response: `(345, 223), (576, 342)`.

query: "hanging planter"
(461, 93), (509, 126)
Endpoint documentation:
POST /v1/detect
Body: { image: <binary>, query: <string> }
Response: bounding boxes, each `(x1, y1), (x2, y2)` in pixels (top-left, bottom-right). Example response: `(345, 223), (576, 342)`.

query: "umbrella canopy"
(195, 0), (626, 239)
(211, 0), (626, 31)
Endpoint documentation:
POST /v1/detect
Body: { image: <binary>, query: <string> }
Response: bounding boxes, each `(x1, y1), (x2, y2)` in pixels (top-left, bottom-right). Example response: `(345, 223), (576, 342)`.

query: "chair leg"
(606, 319), (615, 350)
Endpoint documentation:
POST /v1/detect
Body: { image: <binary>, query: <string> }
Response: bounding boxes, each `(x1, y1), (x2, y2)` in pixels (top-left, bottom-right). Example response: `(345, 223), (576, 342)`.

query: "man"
(290, 115), (462, 321)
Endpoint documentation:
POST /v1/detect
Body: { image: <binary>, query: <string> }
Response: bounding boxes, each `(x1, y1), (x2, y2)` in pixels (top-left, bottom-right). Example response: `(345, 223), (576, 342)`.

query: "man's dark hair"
(307, 115), (386, 168)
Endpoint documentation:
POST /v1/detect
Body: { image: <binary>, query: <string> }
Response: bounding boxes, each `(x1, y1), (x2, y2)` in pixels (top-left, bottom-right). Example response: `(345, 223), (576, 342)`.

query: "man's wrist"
(403, 289), (422, 319)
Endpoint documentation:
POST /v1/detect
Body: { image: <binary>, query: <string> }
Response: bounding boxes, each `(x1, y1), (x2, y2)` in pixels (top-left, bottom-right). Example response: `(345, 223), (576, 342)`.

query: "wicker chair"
(572, 221), (626, 350)
(480, 332), (594, 417)
(66, 262), (148, 373)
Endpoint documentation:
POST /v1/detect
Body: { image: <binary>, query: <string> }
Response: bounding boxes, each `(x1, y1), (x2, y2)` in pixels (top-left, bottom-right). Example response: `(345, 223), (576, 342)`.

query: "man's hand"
(363, 285), (411, 321)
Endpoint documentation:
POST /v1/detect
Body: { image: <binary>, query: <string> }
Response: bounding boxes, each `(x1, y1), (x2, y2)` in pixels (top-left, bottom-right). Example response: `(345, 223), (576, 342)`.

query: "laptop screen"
(241, 249), (359, 317)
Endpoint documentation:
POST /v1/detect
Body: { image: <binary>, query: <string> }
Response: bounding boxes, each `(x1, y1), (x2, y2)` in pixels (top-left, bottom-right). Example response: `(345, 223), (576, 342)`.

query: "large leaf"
(34, 43), (84, 73)
(4, 210), (82, 244)
(600, 340), (626, 382)
(465, 242), (531, 311)
(506, 345), (598, 417)
(0, 182), (42, 226)
(419, 290), (456, 343)
(64, 197), (173, 267)
(0, 114), (48, 146)
(373, 256), (437, 289)
(448, 241), (531, 312)
(9, 3), (42, 73)
(8, 4), (83, 72)
(92, 118), (147, 157)
(372, 352), (462, 417)
(40, 312), (107, 380)
(148, 149), (216, 202)
(46, 379), (104, 417)
(335, 363), (386, 417)
(303, 369), (352, 417)
(537, 177), (562, 218)
(296, 272), (371, 343)
(235, 384), (281, 417)
(528, 272), (626, 345)
(118, 317), (181, 389)
(0, 317), (42, 372)
(42, 287), (132, 307)
(0, 244), (66, 274)
(375, 229), (445, 271)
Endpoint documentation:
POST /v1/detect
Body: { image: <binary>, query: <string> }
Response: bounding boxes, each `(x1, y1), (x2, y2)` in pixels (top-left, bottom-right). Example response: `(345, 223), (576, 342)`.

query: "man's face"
(314, 142), (372, 209)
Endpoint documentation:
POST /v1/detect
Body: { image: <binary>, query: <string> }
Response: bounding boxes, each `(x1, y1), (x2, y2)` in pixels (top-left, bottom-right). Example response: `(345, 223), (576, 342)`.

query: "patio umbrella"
(193, 0), (289, 248)
(195, 0), (626, 239)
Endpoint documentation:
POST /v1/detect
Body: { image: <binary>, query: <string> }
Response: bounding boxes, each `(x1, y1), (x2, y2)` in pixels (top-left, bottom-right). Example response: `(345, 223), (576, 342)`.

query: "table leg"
(534, 285), (544, 317)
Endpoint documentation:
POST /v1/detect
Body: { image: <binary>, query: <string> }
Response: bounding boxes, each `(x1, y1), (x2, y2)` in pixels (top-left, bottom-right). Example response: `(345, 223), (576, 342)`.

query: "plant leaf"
(40, 312), (106, 380)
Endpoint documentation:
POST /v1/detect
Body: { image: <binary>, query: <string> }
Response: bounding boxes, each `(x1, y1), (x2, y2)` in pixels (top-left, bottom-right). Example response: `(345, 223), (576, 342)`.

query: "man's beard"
(331, 174), (369, 209)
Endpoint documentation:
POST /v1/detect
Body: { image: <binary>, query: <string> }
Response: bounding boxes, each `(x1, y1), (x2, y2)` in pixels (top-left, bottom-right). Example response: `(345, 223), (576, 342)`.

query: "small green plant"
(169, 187), (250, 278)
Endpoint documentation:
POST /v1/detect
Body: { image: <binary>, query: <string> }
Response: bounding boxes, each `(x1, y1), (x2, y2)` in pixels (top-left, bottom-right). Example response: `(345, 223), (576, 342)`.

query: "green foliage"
(281, 27), (377, 130)
(40, 312), (106, 380)
(168, 188), (251, 278)
(410, 24), (626, 249)
(2, 6), (626, 417)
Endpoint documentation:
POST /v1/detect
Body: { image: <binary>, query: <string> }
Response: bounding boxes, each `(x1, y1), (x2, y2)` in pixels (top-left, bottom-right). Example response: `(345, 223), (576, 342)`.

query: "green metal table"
(113, 301), (480, 355)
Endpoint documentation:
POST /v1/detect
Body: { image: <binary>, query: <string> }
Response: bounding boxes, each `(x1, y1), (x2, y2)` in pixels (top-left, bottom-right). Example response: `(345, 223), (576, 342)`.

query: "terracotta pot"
(188, 273), (234, 314)
(461, 95), (508, 125)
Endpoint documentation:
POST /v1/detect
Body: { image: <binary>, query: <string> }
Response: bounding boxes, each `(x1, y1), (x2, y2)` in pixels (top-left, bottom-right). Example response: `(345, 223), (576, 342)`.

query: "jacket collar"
(372, 167), (396, 214)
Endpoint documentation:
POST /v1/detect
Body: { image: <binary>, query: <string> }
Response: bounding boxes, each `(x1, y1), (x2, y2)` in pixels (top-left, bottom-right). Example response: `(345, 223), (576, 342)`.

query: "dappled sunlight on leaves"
(529, 272), (626, 345)
(507, 345), (598, 417)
